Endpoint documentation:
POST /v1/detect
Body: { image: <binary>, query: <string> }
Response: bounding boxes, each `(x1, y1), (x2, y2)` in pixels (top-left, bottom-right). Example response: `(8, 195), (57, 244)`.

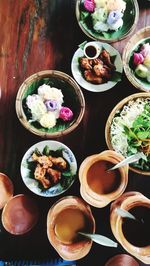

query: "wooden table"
(0, 1), (150, 265)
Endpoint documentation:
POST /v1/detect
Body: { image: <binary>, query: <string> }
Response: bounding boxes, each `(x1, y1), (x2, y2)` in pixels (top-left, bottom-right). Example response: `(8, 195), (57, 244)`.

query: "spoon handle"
(108, 152), (146, 171)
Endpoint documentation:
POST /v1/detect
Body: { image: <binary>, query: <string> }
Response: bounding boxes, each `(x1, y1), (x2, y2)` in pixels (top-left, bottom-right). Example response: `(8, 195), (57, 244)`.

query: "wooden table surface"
(0, 1), (150, 265)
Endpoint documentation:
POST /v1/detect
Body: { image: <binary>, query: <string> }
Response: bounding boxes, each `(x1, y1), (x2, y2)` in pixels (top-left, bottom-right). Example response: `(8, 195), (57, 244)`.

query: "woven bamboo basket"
(123, 26), (150, 92)
(76, 0), (139, 43)
(16, 70), (85, 138)
(105, 92), (150, 175)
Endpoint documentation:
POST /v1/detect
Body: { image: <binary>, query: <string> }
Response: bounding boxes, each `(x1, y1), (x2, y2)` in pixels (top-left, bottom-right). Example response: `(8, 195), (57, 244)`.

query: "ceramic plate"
(21, 140), (77, 197)
(71, 41), (123, 92)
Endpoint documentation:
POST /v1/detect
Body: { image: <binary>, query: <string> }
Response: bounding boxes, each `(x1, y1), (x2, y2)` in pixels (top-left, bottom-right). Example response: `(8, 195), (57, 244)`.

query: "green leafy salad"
(110, 97), (150, 171)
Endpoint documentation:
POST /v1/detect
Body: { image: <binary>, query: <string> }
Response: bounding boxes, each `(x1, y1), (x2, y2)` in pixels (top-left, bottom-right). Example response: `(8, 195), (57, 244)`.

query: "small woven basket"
(76, 0), (139, 43)
(105, 92), (150, 175)
(16, 70), (85, 138)
(123, 26), (150, 92)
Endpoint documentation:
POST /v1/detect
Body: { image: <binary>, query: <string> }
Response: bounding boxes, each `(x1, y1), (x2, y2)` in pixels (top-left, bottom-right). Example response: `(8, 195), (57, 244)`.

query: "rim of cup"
(83, 42), (101, 60)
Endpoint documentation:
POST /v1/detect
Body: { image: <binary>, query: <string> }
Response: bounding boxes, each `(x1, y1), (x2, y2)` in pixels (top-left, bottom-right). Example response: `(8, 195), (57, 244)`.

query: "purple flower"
(45, 100), (58, 111)
(107, 10), (123, 25)
(84, 0), (95, 13)
(59, 107), (73, 122)
(133, 52), (144, 66)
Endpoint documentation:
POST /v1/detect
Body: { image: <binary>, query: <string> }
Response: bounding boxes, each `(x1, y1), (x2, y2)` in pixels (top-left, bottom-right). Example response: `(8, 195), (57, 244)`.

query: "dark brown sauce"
(87, 160), (121, 194)
(85, 45), (97, 58)
(122, 206), (150, 247)
(54, 208), (92, 244)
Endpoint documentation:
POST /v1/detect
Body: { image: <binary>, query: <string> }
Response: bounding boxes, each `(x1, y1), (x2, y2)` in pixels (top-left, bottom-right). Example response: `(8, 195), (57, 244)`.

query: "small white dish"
(71, 41), (123, 92)
(20, 140), (77, 197)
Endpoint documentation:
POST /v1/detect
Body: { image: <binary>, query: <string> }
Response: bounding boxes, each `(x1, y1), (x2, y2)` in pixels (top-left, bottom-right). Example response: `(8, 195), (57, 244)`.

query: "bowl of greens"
(123, 27), (150, 92)
(16, 70), (85, 138)
(105, 93), (150, 175)
(20, 140), (77, 197)
(76, 0), (139, 43)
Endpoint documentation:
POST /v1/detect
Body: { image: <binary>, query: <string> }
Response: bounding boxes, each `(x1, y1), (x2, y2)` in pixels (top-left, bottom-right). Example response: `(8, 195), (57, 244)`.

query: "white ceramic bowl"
(21, 140), (77, 197)
(71, 41), (123, 92)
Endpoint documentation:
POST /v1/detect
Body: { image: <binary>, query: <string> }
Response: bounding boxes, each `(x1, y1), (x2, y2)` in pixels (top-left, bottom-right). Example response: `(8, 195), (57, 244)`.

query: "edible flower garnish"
(131, 42), (150, 83)
(26, 85), (73, 129)
(82, 0), (126, 32)
(84, 0), (95, 12)
(133, 53), (144, 66)
(59, 107), (73, 121)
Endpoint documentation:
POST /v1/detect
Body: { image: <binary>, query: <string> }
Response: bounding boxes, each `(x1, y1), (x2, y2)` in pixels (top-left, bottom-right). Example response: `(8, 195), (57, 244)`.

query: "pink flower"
(133, 52), (144, 66)
(59, 107), (73, 122)
(84, 0), (95, 12)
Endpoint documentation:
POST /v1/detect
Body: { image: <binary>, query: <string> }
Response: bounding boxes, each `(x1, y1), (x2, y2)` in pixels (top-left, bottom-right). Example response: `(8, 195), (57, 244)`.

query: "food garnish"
(110, 97), (150, 171)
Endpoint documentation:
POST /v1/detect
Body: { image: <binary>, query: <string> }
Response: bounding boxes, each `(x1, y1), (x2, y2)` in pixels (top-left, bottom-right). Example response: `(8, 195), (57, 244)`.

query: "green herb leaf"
(110, 71), (122, 82)
(78, 41), (87, 50)
(78, 232), (118, 248)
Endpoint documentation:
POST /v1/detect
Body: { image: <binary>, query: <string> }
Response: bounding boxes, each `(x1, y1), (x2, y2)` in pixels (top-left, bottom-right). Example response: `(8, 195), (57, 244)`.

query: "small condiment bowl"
(105, 254), (139, 266)
(0, 172), (14, 209)
(83, 42), (101, 59)
(123, 27), (150, 92)
(105, 92), (150, 175)
(79, 150), (128, 208)
(110, 191), (150, 264)
(16, 70), (85, 138)
(2, 194), (39, 235)
(47, 196), (95, 261)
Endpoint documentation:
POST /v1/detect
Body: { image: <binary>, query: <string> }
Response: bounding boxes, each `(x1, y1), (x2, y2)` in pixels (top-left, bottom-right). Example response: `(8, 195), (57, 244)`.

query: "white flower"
(30, 99), (47, 121)
(26, 94), (41, 109)
(92, 8), (108, 23)
(39, 113), (56, 128)
(94, 0), (107, 8)
(93, 21), (109, 32)
(38, 84), (63, 105)
(109, 18), (123, 30)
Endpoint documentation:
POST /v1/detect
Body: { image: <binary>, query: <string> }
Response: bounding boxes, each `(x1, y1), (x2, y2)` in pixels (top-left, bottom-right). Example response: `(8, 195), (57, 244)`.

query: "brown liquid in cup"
(54, 208), (91, 244)
(87, 160), (121, 194)
(122, 206), (150, 247)
(85, 45), (97, 58)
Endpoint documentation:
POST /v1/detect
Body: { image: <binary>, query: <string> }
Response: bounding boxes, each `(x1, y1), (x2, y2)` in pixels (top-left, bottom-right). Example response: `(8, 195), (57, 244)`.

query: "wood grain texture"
(0, 1), (150, 265)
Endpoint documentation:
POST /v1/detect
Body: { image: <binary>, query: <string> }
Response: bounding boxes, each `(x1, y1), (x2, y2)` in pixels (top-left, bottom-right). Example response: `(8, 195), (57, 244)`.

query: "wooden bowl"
(47, 196), (95, 260)
(110, 191), (150, 264)
(105, 92), (150, 175)
(79, 150), (128, 208)
(105, 254), (139, 266)
(123, 27), (150, 92)
(0, 172), (14, 209)
(76, 0), (139, 43)
(2, 194), (39, 235)
(16, 70), (85, 138)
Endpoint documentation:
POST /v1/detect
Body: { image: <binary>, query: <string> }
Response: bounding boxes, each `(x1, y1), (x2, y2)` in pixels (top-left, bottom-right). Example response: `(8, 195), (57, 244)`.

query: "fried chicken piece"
(93, 64), (112, 80)
(32, 153), (53, 169)
(80, 57), (92, 70)
(92, 58), (103, 66)
(49, 156), (67, 170)
(34, 164), (51, 189)
(100, 49), (115, 70)
(84, 70), (104, 84)
(47, 168), (61, 184)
